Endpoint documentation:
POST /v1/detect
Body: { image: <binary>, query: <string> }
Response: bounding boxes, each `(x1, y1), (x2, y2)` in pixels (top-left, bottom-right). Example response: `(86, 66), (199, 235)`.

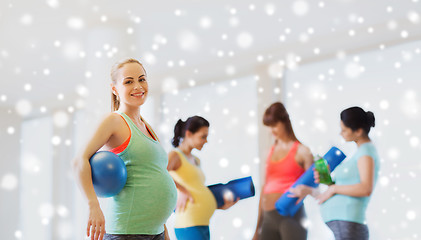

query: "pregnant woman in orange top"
(253, 102), (314, 240)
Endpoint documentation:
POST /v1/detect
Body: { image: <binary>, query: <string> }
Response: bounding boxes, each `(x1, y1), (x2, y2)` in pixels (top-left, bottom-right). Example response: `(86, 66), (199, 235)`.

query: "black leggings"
(326, 220), (369, 240)
(103, 232), (164, 240)
(260, 207), (307, 240)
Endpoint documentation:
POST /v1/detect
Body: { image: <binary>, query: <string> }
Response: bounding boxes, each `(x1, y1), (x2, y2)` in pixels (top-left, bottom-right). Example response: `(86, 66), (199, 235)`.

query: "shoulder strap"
(141, 117), (160, 142)
(175, 148), (200, 166)
(193, 156), (200, 166)
(174, 149), (188, 164)
(112, 111), (131, 133)
(292, 141), (300, 151)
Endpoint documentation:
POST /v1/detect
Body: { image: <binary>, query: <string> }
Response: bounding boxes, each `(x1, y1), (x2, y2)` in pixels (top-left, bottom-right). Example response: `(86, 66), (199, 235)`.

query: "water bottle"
(314, 155), (334, 185)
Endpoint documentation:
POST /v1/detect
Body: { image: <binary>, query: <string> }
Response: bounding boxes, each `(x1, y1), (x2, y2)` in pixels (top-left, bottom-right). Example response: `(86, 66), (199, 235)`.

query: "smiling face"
(111, 62), (148, 109)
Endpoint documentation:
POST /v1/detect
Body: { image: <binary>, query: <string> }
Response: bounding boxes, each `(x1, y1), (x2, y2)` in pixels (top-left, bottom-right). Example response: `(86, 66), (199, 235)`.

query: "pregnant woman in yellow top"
(167, 116), (238, 240)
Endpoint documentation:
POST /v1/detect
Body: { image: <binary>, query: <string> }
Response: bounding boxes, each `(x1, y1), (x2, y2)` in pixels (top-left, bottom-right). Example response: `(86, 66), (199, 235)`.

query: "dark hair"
(340, 106), (375, 134)
(263, 102), (298, 141)
(172, 116), (210, 147)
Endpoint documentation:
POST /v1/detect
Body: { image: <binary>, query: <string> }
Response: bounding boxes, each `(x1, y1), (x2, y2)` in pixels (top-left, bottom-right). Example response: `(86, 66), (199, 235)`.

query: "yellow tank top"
(169, 149), (217, 228)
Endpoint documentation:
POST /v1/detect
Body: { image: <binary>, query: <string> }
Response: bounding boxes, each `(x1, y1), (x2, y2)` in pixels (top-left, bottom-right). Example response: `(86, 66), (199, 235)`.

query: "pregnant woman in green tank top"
(72, 58), (177, 240)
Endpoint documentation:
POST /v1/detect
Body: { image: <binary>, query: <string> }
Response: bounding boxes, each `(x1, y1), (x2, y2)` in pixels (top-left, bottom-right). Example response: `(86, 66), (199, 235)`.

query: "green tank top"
(105, 112), (177, 234)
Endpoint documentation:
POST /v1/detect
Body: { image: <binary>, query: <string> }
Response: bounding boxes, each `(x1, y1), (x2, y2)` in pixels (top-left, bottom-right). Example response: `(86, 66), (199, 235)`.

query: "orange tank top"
(263, 141), (305, 194)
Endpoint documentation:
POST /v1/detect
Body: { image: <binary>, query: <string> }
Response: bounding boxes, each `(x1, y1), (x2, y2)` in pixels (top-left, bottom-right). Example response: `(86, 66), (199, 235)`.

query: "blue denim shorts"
(103, 231), (164, 240)
(174, 226), (210, 240)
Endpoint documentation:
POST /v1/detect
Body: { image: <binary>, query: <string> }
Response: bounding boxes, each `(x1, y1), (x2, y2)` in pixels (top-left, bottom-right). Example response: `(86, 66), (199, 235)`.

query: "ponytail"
(341, 106), (376, 134)
(172, 119), (185, 147)
(171, 116), (210, 147)
(366, 111), (375, 128)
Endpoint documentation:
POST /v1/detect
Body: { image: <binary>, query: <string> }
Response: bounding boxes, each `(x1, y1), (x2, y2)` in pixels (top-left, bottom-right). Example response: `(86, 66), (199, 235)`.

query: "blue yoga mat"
(208, 176), (255, 208)
(275, 146), (346, 216)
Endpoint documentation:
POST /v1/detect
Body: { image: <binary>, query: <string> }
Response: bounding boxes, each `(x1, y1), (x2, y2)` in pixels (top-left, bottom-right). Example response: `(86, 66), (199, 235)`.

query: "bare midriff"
(262, 192), (283, 211)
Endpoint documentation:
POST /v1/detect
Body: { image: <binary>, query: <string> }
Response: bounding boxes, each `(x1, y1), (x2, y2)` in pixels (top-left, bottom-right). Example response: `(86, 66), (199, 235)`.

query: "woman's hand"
(219, 191), (240, 210)
(87, 203), (106, 240)
(288, 184), (314, 204)
(176, 189), (194, 212)
(316, 185), (336, 204)
(313, 168), (320, 184)
(164, 224), (170, 240)
(220, 197), (239, 210)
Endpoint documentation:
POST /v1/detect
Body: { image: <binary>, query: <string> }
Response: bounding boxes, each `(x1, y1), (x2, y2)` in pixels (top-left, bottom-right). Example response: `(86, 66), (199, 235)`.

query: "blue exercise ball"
(89, 151), (127, 198)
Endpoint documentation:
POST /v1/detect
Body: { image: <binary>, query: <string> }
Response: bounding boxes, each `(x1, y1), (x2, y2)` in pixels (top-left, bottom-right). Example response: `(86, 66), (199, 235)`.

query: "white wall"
(20, 117), (53, 240)
(0, 108), (21, 240)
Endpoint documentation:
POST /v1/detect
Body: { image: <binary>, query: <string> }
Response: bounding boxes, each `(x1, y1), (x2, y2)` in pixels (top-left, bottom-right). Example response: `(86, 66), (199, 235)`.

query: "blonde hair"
(110, 58), (145, 111)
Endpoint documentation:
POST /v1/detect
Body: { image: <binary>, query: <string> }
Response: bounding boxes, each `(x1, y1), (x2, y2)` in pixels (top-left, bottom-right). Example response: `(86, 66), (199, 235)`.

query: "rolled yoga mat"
(275, 146), (346, 216)
(208, 176), (255, 208)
